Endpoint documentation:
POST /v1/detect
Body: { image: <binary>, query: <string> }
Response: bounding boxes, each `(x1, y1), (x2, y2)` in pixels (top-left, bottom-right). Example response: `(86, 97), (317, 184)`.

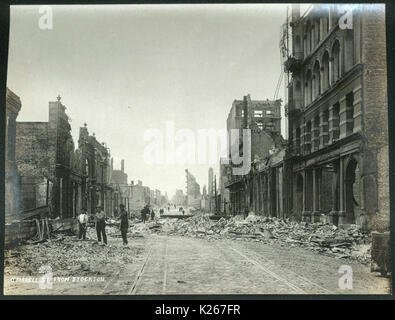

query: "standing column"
(328, 104), (340, 144)
(302, 170), (307, 221)
(319, 110), (329, 149)
(312, 168), (321, 222)
(339, 95), (352, 139)
(301, 123), (307, 155)
(338, 158), (346, 224)
(353, 85), (363, 133)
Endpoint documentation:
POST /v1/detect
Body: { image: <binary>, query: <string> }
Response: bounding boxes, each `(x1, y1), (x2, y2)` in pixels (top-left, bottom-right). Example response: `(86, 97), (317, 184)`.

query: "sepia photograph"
(3, 3), (391, 296)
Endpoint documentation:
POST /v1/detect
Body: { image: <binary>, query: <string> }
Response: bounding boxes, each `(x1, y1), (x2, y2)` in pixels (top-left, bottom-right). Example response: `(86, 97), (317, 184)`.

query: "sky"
(7, 4), (290, 198)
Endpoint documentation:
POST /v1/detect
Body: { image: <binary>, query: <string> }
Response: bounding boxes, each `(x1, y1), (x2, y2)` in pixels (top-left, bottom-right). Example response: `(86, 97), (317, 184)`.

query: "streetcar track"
(102, 269), (121, 294)
(162, 239), (169, 294)
(229, 246), (306, 294)
(128, 242), (154, 294)
(212, 242), (270, 291)
(238, 246), (334, 294)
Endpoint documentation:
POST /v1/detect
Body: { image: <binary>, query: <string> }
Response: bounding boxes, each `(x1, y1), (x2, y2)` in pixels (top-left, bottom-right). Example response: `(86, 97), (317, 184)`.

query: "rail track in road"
(128, 244), (154, 294)
(240, 247), (334, 294)
(102, 235), (335, 295)
(214, 241), (334, 294)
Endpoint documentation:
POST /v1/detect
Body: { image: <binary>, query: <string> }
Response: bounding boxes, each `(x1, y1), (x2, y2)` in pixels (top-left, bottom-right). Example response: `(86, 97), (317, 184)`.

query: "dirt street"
(3, 229), (390, 295)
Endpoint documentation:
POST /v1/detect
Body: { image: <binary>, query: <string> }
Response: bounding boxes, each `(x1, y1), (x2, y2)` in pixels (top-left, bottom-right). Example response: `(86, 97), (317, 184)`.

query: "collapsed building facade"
(15, 96), (85, 219)
(224, 95), (288, 217)
(284, 4), (389, 230)
(185, 169), (202, 209)
(110, 159), (133, 214)
(11, 95), (165, 222)
(5, 88), (22, 223)
(77, 122), (115, 216)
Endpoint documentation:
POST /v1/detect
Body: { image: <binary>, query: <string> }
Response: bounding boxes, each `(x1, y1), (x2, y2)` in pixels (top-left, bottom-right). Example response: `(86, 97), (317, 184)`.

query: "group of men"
(77, 203), (169, 246)
(140, 205), (165, 223)
(77, 203), (130, 246)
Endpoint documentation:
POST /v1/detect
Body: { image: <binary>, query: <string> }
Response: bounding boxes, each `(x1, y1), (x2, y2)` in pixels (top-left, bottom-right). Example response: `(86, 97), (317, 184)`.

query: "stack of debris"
(140, 213), (371, 264)
(4, 226), (143, 277)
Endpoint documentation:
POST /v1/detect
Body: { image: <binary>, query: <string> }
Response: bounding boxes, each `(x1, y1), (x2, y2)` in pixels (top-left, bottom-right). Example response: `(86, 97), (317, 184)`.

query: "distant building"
(172, 189), (186, 206)
(111, 159), (131, 214)
(130, 180), (146, 210)
(219, 157), (231, 214)
(208, 167), (214, 211)
(185, 169), (201, 208)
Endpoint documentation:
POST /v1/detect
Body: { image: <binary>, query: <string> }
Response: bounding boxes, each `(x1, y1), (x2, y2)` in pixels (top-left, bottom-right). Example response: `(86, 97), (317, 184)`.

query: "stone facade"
(78, 123), (114, 216)
(285, 4), (389, 231)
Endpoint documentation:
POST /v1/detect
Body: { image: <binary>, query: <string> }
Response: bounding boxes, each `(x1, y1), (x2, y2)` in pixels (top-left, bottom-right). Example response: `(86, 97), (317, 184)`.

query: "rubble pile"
(4, 226), (142, 277)
(146, 214), (371, 264)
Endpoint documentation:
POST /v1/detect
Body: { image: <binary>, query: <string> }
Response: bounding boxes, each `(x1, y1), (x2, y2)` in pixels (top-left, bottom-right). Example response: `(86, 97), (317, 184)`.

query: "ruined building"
(208, 167), (214, 212)
(172, 189), (186, 206)
(219, 158), (231, 214)
(284, 4), (389, 230)
(15, 96), (84, 219)
(130, 180), (147, 210)
(225, 95), (287, 216)
(5, 88), (22, 223)
(78, 123), (114, 216)
(111, 159), (132, 213)
(185, 169), (201, 209)
(14, 95), (119, 220)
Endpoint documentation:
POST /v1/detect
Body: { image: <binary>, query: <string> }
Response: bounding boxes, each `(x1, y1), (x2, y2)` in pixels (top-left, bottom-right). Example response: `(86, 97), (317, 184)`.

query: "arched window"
(331, 40), (340, 83)
(322, 51), (330, 91)
(295, 127), (301, 154)
(305, 21), (312, 55)
(85, 158), (90, 177)
(313, 61), (321, 99)
(315, 19), (321, 45)
(329, 5), (338, 29)
(294, 35), (302, 59)
(305, 70), (312, 106)
(321, 5), (329, 35)
(344, 29), (354, 72)
(295, 80), (302, 108)
(309, 22), (314, 52)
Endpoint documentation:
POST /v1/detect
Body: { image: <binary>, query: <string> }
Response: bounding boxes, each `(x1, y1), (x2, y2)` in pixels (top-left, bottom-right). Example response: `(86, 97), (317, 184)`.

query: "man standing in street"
(119, 204), (129, 246)
(95, 206), (107, 245)
(141, 205), (149, 224)
(77, 208), (88, 240)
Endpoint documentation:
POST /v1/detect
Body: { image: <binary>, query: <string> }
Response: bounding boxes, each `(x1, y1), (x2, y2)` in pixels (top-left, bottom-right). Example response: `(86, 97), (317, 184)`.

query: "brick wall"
(361, 5), (389, 230)
(15, 122), (54, 178)
(15, 122), (55, 211)
(362, 5), (388, 149)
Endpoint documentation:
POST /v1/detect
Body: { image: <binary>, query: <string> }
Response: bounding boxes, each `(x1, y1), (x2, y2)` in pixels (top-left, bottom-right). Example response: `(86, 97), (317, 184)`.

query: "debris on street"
(133, 213), (371, 264)
(4, 226), (144, 278)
